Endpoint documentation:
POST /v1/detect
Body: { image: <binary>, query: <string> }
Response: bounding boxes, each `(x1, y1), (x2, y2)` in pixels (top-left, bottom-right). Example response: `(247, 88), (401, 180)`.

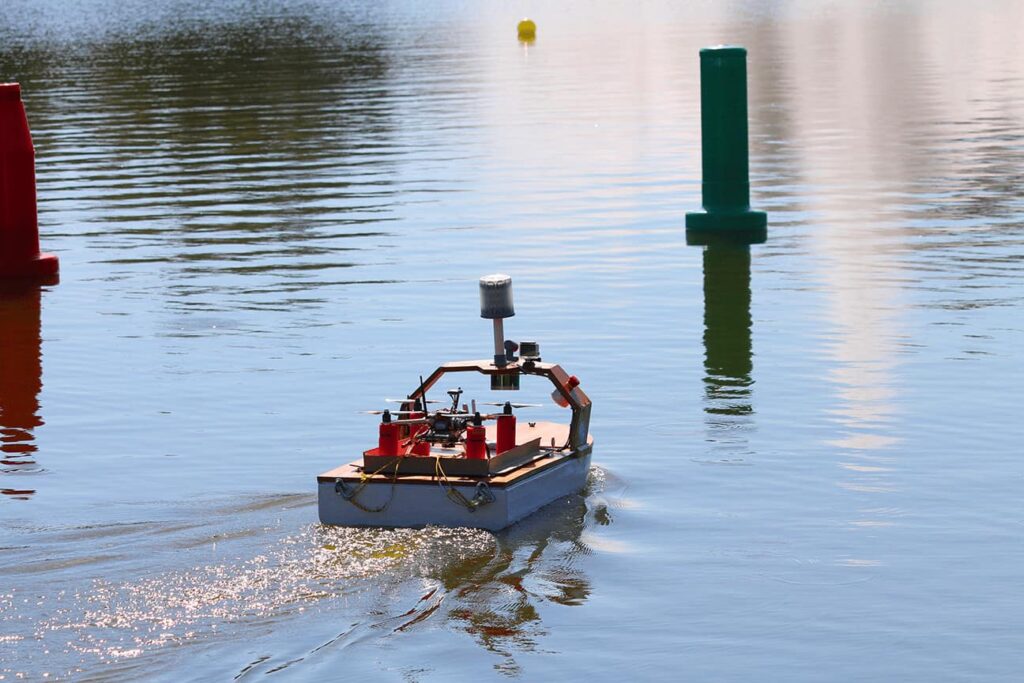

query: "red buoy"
(0, 84), (58, 283)
(465, 424), (487, 460)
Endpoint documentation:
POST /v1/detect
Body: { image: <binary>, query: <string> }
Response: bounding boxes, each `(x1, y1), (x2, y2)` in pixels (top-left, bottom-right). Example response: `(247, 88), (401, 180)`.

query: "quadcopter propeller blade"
(384, 398), (443, 404)
(480, 402), (542, 409)
(359, 410), (420, 415)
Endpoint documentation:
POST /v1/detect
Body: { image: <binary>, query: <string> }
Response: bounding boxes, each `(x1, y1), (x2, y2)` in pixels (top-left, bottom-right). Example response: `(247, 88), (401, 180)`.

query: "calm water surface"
(2, 0), (1024, 679)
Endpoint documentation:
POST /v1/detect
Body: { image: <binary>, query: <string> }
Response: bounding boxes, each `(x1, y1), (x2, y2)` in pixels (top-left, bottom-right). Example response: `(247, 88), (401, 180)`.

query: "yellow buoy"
(517, 18), (536, 41)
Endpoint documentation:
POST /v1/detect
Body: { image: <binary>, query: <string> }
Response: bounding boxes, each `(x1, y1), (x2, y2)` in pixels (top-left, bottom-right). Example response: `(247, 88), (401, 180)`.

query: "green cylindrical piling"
(686, 46), (766, 244)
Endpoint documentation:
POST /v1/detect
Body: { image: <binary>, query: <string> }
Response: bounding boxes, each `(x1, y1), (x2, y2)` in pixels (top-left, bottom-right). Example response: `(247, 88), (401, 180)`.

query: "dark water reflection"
(0, 285), (46, 499)
(441, 489), (597, 677)
(3, 9), (402, 314)
(702, 241), (754, 417)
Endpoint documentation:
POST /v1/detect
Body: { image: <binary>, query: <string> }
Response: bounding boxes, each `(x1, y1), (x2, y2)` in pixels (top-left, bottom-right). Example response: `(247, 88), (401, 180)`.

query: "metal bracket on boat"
(471, 481), (495, 509)
(334, 477), (358, 500)
(443, 480), (495, 513)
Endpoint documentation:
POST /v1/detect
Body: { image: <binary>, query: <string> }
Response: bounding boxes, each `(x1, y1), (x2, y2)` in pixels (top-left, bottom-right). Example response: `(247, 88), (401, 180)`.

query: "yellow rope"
(338, 456), (402, 513)
(360, 457), (397, 483)
(434, 454), (481, 511)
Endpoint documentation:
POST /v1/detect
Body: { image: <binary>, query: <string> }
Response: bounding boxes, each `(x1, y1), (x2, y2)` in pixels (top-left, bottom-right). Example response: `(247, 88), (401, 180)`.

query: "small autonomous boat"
(317, 275), (593, 531)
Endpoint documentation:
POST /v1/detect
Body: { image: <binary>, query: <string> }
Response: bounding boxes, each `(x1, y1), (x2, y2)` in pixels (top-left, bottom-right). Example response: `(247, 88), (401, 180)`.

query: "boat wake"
(2, 467), (628, 680)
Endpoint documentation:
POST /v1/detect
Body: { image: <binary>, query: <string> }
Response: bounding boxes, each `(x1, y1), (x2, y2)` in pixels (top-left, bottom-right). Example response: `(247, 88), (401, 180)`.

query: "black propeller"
(384, 398), (443, 405)
(359, 410), (421, 416)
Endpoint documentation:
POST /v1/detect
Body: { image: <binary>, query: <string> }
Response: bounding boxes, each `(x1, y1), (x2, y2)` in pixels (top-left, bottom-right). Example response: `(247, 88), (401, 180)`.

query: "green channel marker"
(686, 46), (766, 245)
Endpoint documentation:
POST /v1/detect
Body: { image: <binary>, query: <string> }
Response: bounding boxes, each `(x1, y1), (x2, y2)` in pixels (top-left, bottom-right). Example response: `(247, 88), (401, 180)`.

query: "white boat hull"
(318, 452), (591, 531)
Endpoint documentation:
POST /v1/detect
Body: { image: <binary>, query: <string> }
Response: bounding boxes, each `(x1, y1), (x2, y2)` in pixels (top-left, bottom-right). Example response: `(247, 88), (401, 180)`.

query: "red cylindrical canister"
(0, 83), (59, 281)
(378, 422), (400, 456)
(408, 412), (431, 456)
(465, 424), (487, 459)
(496, 413), (516, 454)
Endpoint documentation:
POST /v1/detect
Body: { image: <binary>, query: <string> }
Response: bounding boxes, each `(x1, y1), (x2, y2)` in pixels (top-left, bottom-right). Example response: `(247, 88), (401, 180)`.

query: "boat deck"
(317, 421), (591, 489)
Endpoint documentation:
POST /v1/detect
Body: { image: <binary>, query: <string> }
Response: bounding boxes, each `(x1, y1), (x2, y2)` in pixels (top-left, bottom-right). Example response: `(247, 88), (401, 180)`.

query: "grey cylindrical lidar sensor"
(479, 274), (515, 319)
(480, 274), (514, 366)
